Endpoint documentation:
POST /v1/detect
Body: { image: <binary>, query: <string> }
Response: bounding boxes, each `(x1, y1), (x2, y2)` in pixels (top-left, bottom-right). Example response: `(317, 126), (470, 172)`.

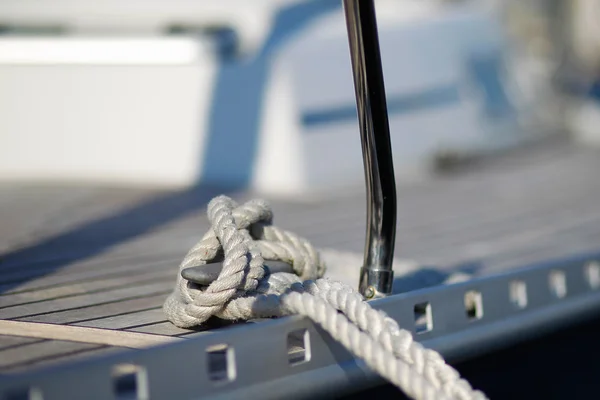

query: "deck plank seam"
(1, 289), (174, 320)
(0, 273), (175, 309)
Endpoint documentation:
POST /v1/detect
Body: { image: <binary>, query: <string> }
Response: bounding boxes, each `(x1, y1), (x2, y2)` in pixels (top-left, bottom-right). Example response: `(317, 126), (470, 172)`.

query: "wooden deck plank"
(0, 263), (167, 297)
(15, 294), (170, 325)
(0, 340), (100, 369)
(0, 249), (172, 273)
(0, 253), (179, 293)
(0, 281), (174, 320)
(0, 270), (175, 308)
(1, 346), (127, 374)
(72, 309), (167, 330)
(0, 320), (183, 350)
(0, 187), (158, 263)
(306, 179), (600, 250)
(404, 208), (600, 260)
(0, 336), (41, 351)
(126, 321), (198, 336)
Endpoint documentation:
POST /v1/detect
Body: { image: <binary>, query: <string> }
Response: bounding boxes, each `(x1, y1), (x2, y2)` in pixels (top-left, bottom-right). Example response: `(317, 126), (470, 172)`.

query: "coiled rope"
(164, 195), (486, 400)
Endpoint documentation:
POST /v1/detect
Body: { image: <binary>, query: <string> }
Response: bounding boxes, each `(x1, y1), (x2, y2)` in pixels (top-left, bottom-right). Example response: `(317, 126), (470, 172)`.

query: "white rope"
(163, 195), (486, 400)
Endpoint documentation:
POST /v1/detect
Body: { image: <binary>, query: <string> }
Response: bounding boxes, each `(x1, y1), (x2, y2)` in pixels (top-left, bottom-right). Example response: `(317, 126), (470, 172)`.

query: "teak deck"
(1, 139), (600, 374)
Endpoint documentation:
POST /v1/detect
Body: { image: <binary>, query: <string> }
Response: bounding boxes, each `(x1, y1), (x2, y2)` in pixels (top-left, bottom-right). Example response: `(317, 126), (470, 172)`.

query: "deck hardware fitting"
(343, 0), (397, 299)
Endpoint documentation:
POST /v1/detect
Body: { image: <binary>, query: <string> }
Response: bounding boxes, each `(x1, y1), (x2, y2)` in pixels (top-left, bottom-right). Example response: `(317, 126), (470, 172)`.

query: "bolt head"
(365, 286), (376, 299)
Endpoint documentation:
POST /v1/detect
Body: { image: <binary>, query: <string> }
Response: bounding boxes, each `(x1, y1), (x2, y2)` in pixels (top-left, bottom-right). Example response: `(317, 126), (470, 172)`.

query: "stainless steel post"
(343, 0), (397, 298)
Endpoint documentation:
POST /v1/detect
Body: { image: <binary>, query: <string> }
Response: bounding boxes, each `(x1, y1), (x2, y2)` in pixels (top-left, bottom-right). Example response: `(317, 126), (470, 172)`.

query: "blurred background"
(0, 0), (598, 196)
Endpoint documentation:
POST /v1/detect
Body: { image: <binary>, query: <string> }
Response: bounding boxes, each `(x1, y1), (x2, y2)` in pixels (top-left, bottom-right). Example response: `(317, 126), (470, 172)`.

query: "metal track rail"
(2, 252), (600, 400)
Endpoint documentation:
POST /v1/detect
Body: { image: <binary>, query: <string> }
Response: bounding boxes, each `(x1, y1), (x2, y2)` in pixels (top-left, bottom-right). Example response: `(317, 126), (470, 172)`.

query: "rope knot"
(163, 195), (325, 327)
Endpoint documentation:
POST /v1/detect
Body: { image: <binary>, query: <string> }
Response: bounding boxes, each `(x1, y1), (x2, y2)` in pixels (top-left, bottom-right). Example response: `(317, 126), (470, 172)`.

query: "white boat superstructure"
(0, 0), (545, 195)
